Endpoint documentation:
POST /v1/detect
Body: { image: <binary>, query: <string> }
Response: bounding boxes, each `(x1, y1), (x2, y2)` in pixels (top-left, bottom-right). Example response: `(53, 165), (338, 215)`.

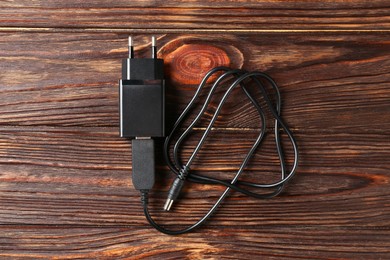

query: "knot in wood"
(163, 43), (231, 85)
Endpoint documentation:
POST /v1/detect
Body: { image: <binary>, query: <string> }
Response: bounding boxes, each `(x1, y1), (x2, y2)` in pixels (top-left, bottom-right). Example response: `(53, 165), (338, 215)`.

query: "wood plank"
(0, 33), (389, 132)
(0, 127), (388, 226)
(0, 226), (389, 259)
(0, 127), (388, 172)
(0, 1), (389, 30)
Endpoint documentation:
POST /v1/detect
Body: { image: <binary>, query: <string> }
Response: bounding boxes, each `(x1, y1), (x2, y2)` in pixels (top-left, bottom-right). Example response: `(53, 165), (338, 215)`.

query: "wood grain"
(0, 127), (388, 227)
(0, 127), (388, 173)
(0, 1), (390, 30)
(0, 227), (389, 259)
(1, 1), (390, 258)
(0, 33), (389, 132)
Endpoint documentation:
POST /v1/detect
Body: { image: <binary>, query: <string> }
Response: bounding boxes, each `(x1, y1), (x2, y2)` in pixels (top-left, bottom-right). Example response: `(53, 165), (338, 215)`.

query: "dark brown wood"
(0, 2), (390, 258)
(0, 226), (389, 259)
(0, 1), (390, 30)
(0, 33), (389, 133)
(0, 128), (389, 227)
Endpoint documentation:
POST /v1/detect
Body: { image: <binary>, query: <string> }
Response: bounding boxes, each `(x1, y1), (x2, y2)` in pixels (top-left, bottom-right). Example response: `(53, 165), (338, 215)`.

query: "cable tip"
(163, 177), (184, 211)
(163, 198), (174, 211)
(152, 36), (156, 47)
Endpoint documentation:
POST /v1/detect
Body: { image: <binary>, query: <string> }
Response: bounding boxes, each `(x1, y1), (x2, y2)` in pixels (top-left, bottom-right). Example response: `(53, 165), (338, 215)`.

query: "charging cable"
(119, 36), (299, 235)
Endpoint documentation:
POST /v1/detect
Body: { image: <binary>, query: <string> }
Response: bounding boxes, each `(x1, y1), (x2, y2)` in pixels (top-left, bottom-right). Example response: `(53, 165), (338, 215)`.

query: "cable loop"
(143, 67), (299, 235)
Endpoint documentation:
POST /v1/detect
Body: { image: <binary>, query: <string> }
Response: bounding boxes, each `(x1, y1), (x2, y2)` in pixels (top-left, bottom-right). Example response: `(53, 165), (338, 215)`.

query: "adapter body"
(119, 58), (165, 138)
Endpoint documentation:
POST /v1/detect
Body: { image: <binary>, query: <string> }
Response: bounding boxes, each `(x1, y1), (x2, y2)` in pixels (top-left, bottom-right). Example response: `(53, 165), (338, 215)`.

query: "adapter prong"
(151, 36), (157, 59)
(128, 36), (134, 59)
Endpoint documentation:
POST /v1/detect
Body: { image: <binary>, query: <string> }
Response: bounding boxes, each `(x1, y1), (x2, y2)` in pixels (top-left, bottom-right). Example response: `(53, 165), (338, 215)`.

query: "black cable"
(141, 67), (299, 235)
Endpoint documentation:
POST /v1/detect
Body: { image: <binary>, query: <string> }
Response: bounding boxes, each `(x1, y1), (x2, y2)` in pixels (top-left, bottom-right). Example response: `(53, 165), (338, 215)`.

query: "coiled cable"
(141, 66), (299, 235)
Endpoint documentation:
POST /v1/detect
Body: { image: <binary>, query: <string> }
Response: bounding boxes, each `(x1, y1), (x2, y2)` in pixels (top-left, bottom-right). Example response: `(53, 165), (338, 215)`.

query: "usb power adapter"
(119, 36), (164, 191)
(119, 36), (164, 138)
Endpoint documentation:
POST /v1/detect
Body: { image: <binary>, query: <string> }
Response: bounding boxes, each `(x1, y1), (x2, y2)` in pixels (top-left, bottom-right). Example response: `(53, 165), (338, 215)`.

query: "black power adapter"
(119, 36), (164, 191)
(119, 36), (299, 235)
(119, 36), (164, 138)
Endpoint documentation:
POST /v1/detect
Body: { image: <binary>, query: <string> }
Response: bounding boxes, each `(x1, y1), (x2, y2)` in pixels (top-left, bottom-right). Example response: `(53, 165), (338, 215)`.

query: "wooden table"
(0, 1), (389, 259)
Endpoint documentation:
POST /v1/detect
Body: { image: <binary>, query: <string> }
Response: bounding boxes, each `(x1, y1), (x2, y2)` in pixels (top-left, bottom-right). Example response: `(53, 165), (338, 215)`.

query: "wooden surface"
(1, 1), (390, 31)
(0, 1), (389, 259)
